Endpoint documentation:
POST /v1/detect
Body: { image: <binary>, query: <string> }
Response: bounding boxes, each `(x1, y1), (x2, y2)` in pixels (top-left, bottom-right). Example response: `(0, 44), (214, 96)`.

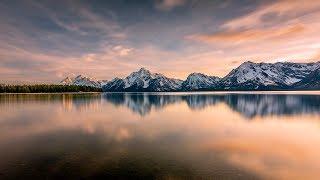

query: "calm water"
(1, 92), (320, 179)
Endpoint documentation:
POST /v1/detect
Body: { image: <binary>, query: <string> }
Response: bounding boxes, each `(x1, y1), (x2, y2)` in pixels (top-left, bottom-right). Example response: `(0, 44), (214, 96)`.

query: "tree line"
(0, 84), (102, 93)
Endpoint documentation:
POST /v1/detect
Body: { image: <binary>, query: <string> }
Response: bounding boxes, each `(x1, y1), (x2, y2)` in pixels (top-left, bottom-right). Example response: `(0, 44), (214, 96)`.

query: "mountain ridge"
(60, 61), (320, 91)
(60, 75), (107, 88)
(103, 68), (183, 92)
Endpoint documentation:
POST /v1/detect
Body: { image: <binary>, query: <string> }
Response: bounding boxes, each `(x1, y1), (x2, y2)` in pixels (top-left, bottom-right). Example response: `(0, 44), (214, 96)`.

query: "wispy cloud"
(112, 45), (133, 56)
(185, 0), (320, 66)
(187, 24), (305, 44)
(29, 0), (126, 39)
(155, 0), (186, 11)
(223, 0), (320, 30)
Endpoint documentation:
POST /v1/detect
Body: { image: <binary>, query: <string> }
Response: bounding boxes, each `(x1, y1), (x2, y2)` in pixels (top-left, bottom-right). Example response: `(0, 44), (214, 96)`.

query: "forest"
(0, 84), (102, 93)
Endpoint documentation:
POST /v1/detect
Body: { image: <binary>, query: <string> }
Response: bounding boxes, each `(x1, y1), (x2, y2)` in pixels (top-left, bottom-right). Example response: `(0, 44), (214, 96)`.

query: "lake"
(0, 92), (320, 179)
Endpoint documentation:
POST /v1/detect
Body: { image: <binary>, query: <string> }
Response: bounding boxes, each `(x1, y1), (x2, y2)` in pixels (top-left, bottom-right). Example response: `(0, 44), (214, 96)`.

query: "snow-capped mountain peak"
(103, 68), (183, 92)
(60, 77), (73, 85)
(137, 67), (150, 74)
(182, 72), (221, 90)
(60, 75), (106, 88)
(222, 61), (320, 89)
(63, 62), (320, 91)
(124, 68), (154, 88)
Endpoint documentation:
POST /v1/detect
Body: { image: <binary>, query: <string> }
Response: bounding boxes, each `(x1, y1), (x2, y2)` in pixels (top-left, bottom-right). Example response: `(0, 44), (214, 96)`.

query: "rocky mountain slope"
(181, 73), (221, 90)
(60, 75), (106, 88)
(61, 61), (320, 91)
(222, 61), (320, 90)
(103, 68), (183, 92)
(293, 68), (320, 90)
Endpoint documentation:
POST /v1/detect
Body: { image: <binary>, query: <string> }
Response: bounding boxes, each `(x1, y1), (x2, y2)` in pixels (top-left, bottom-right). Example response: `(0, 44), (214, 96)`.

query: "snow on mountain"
(222, 61), (320, 90)
(98, 80), (109, 86)
(102, 77), (125, 91)
(60, 77), (73, 85)
(294, 68), (320, 89)
(182, 73), (221, 90)
(124, 68), (153, 88)
(63, 62), (320, 91)
(60, 75), (106, 88)
(72, 75), (101, 87)
(103, 68), (183, 92)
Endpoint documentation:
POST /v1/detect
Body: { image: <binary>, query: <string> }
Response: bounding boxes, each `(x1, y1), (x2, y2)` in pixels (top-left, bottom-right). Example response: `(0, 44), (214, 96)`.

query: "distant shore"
(2, 90), (320, 95)
(1, 84), (320, 94)
(0, 84), (102, 93)
(0, 92), (102, 94)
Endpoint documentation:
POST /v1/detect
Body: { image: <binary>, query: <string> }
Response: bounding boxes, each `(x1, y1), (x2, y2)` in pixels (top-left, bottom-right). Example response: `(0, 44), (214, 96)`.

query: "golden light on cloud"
(182, 0), (320, 73)
(223, 0), (320, 30)
(112, 45), (133, 56)
(187, 24), (305, 44)
(312, 51), (320, 60)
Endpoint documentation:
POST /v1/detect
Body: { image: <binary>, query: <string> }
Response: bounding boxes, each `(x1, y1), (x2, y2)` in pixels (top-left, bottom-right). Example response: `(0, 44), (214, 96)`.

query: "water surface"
(0, 92), (320, 179)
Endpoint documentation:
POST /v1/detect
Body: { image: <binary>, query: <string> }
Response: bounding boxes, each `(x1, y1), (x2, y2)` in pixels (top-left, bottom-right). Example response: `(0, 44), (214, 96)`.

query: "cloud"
(223, 0), (320, 30)
(312, 51), (320, 60)
(155, 0), (186, 11)
(187, 24), (305, 44)
(184, 0), (320, 66)
(0, 1), (133, 83)
(186, 0), (320, 46)
(82, 53), (97, 62)
(29, 0), (126, 39)
(112, 45), (133, 56)
(0, 49), (70, 83)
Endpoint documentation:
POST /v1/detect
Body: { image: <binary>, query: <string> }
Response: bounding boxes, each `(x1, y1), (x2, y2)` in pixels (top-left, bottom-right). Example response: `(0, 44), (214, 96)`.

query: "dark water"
(0, 92), (320, 180)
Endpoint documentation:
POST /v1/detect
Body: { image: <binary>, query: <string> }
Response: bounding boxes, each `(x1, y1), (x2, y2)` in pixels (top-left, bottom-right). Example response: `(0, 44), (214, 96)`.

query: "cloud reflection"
(1, 92), (320, 118)
(1, 93), (320, 179)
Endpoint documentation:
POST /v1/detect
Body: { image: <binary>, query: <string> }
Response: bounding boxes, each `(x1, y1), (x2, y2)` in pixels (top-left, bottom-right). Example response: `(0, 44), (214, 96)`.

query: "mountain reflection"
(103, 93), (182, 116)
(1, 93), (319, 118)
(103, 93), (320, 118)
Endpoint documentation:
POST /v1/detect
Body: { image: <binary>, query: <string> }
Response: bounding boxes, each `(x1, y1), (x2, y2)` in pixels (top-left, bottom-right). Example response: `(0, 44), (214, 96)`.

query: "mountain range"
(60, 61), (320, 91)
(60, 75), (107, 88)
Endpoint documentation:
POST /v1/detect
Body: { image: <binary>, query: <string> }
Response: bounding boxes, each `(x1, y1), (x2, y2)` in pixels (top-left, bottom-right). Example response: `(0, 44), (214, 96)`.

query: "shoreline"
(1, 90), (320, 95)
(0, 92), (102, 95)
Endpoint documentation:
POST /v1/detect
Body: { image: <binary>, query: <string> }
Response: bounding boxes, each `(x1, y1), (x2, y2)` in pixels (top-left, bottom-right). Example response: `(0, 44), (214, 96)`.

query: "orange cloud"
(224, 0), (320, 30)
(184, 0), (320, 68)
(187, 24), (305, 44)
(312, 51), (320, 60)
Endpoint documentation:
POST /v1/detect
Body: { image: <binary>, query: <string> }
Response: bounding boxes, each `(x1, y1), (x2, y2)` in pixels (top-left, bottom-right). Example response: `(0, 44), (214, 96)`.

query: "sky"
(1, 0), (320, 83)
